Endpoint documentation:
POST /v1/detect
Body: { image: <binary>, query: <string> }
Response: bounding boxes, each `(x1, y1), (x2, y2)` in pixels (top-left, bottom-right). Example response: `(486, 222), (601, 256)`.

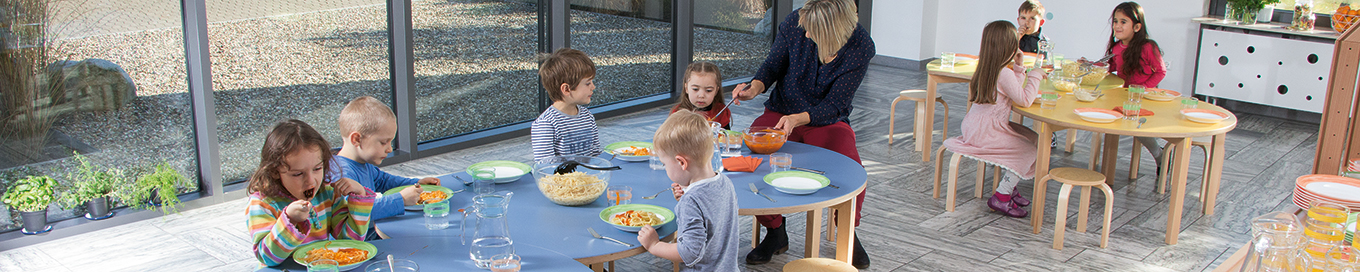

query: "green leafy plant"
(2, 175), (57, 212)
(56, 152), (126, 209)
(125, 162), (191, 215)
(1227, 0), (1283, 10)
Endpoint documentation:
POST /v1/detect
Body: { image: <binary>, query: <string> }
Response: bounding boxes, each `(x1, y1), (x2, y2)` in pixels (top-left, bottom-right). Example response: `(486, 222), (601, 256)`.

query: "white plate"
(771, 177), (823, 189)
(1306, 181), (1360, 202)
(1184, 112), (1227, 123)
(1077, 112), (1118, 123)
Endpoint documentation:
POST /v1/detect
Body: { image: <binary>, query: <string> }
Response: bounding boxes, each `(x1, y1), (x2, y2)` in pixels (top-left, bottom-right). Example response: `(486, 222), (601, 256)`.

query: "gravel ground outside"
(0, 0), (768, 233)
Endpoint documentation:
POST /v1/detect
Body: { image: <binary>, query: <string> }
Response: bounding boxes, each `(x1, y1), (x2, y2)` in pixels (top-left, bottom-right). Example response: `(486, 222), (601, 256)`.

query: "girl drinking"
(1106, 2), (1167, 173)
(942, 20), (1043, 218)
(247, 119), (375, 266)
(671, 61), (730, 129)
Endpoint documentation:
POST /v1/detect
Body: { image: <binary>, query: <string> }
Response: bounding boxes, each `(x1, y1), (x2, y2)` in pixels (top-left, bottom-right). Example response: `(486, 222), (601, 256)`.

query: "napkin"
(1112, 106), (1154, 116)
(722, 156), (764, 172)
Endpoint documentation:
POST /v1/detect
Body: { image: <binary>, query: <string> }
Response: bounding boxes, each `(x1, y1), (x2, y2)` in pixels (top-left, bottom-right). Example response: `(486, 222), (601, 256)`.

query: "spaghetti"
(303, 240), (368, 266)
(538, 172), (607, 205)
(610, 210), (662, 227)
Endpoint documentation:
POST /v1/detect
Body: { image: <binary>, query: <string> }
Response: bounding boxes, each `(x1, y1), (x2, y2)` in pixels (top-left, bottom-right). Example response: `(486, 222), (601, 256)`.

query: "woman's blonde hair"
(799, 0), (858, 63)
(969, 21), (1020, 105)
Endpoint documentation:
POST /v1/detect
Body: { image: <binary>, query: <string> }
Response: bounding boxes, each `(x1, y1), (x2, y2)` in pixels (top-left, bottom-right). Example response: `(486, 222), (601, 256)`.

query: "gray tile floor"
(0, 63), (1310, 271)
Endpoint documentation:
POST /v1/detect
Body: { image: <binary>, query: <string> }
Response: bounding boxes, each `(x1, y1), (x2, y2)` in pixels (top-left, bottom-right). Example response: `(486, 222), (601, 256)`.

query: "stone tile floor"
(0, 63), (1311, 271)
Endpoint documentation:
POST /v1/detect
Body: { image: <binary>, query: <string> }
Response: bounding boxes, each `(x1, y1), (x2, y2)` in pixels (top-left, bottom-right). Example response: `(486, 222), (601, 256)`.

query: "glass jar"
(1293, 0), (1316, 31)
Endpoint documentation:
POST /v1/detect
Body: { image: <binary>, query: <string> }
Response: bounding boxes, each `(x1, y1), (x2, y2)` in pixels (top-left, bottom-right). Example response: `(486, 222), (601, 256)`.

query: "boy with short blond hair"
(531, 48), (602, 162)
(636, 110), (740, 271)
(1017, 0), (1047, 53)
(336, 96), (440, 228)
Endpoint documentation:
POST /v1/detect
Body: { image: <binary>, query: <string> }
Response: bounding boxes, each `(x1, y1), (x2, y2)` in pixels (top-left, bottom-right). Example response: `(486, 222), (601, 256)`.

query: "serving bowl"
(743, 126), (787, 154)
(532, 156), (611, 206)
(1048, 74), (1082, 93)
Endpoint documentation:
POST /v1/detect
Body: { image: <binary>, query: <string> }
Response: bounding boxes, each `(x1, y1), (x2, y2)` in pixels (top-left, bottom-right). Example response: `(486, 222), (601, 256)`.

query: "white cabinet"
(1194, 29), (1334, 113)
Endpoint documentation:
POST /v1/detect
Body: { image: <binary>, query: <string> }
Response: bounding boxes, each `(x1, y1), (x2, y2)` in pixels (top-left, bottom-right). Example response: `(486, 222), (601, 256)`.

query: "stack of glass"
(1305, 200), (1349, 258)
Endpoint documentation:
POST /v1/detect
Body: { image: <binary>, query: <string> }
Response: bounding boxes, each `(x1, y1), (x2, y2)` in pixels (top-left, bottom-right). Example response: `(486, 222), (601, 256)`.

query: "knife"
(791, 167), (824, 175)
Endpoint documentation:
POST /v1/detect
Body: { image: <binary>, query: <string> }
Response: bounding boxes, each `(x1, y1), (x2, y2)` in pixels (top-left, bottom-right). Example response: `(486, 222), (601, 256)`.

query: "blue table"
(254, 237), (588, 271)
(376, 141), (867, 265)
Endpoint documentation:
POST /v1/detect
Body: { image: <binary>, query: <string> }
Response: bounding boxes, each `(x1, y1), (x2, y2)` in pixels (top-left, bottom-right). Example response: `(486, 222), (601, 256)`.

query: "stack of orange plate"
(1293, 174), (1360, 210)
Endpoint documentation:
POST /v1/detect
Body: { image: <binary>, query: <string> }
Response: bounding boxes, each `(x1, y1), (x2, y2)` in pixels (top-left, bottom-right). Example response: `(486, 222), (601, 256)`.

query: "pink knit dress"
(942, 64), (1044, 179)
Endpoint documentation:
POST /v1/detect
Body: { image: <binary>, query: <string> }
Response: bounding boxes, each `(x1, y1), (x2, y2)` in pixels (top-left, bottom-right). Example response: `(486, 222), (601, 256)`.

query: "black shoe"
(745, 217), (789, 264)
(852, 235), (871, 269)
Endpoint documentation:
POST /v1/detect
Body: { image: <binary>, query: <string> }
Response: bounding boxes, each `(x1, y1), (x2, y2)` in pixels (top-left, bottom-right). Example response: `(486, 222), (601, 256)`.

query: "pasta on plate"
(303, 241), (368, 266)
(610, 210), (662, 227)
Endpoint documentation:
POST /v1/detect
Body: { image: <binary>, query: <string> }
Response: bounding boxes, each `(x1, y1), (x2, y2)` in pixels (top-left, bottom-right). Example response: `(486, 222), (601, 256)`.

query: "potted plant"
(2, 175), (57, 234)
(125, 162), (191, 215)
(57, 152), (125, 220)
(1226, 0), (1282, 24)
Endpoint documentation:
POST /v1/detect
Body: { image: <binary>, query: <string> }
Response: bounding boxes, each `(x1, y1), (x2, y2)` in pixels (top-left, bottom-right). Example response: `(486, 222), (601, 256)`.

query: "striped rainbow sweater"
(247, 185), (375, 266)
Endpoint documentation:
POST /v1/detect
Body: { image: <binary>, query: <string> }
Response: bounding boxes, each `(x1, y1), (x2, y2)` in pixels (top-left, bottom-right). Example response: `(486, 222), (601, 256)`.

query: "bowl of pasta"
(291, 240), (376, 271)
(533, 156), (612, 206)
(599, 204), (675, 232)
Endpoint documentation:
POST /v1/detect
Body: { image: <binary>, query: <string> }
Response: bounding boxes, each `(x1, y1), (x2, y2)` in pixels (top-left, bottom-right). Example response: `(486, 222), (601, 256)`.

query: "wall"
(873, 0), (1210, 92)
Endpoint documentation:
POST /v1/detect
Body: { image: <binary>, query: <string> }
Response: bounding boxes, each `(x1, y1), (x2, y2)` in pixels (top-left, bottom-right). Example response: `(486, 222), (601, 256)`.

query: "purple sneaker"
(988, 193), (1029, 218)
(1011, 191), (1031, 207)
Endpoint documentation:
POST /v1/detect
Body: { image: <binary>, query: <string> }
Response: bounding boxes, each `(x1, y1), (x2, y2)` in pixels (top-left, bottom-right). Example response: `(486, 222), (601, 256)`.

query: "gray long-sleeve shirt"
(675, 173), (741, 271)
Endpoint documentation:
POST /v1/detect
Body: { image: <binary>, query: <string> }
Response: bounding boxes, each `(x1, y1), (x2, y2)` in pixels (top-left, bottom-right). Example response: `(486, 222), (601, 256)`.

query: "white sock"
(996, 171), (1021, 195)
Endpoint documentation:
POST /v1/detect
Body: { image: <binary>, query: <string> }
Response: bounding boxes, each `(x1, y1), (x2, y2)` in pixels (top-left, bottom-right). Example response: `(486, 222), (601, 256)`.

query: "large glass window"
(1271, 0), (1360, 14)
(695, 0), (773, 80)
(414, 0), (542, 142)
(0, 0), (197, 232)
(208, 1), (392, 184)
(570, 0), (675, 106)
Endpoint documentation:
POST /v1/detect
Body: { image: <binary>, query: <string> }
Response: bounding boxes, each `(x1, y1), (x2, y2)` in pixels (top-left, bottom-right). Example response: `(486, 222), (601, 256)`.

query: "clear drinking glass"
(1127, 85), (1146, 102)
(1180, 97), (1198, 110)
(1040, 93), (1058, 110)
(769, 152), (792, 173)
(1122, 101), (1141, 120)
(648, 155), (665, 170)
(472, 169), (496, 195)
(490, 253), (522, 272)
(307, 259), (339, 272)
(606, 185), (632, 206)
(940, 52), (956, 69)
(1053, 54), (1065, 70)
(721, 131), (743, 157)
(424, 201), (450, 230)
(363, 258), (419, 272)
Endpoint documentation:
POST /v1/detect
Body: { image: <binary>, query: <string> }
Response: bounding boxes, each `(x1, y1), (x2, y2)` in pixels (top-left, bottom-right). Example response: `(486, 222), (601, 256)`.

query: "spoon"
(641, 188), (672, 199)
(387, 254), (395, 272)
(553, 160), (623, 175)
(1137, 117), (1148, 128)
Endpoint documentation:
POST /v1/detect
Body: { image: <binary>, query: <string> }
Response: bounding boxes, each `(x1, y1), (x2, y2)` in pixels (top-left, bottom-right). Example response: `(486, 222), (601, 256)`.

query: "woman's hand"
(773, 112), (811, 134)
(731, 80), (767, 103)
(285, 200), (311, 224)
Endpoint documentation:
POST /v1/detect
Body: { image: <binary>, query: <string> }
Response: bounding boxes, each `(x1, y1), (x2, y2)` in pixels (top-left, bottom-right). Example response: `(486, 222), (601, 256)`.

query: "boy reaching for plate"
(637, 110), (741, 271)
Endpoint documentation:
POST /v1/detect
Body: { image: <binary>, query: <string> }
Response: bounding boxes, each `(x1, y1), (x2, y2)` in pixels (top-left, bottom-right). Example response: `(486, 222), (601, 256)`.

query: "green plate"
(604, 141), (653, 162)
(465, 160), (532, 183)
(383, 184), (458, 211)
(599, 204), (676, 232)
(763, 171), (830, 195)
(291, 239), (377, 271)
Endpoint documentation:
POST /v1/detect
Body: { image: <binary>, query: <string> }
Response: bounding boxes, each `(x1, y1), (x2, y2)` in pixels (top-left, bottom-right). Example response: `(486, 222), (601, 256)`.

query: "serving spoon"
(553, 160), (622, 175)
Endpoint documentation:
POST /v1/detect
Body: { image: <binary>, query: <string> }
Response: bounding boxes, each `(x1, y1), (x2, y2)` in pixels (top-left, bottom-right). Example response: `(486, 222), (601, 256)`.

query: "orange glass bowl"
(743, 127), (787, 154)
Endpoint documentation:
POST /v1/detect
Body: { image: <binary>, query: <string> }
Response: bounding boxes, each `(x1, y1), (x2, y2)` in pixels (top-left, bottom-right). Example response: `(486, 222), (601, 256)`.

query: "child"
(942, 20), (1043, 218)
(531, 48), (602, 162)
(335, 96), (440, 231)
(670, 61), (731, 129)
(246, 119), (375, 266)
(1106, 2), (1167, 172)
(1017, 0), (1047, 54)
(636, 110), (740, 271)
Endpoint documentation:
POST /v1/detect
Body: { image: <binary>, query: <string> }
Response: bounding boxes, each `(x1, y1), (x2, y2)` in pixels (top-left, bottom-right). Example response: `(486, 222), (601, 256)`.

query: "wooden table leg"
(751, 217), (760, 249)
(805, 208), (823, 258)
(1205, 133), (1227, 215)
(833, 198), (856, 263)
(922, 75), (940, 162)
(1101, 134), (1120, 182)
(1088, 132), (1103, 170)
(1031, 122), (1053, 233)
(1166, 137), (1192, 245)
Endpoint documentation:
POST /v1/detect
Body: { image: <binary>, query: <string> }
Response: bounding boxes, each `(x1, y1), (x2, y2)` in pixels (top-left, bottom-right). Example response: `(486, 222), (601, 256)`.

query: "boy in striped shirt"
(531, 48), (602, 162)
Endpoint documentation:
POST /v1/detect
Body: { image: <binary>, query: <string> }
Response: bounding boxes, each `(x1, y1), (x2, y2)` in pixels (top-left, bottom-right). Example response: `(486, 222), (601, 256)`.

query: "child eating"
(334, 96), (441, 239)
(670, 61), (731, 129)
(246, 119), (375, 266)
(636, 110), (740, 271)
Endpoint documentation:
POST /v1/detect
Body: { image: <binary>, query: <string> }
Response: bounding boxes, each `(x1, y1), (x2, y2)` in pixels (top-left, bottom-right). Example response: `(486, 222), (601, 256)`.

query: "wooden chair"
(1035, 168), (1113, 249)
(889, 90), (949, 149)
(783, 258), (858, 272)
(932, 146), (1005, 212)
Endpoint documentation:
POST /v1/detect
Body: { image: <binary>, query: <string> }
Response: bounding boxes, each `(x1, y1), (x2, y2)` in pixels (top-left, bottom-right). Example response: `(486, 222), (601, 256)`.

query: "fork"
(641, 188), (671, 199)
(587, 227), (633, 247)
(749, 183), (776, 202)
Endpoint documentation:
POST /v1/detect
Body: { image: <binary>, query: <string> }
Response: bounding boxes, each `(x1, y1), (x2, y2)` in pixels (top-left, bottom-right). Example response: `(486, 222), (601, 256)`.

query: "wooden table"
(1014, 87), (1238, 244)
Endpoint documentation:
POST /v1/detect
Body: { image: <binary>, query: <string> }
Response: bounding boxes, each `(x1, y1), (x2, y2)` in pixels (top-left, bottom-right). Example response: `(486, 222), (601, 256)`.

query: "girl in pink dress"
(942, 20), (1044, 218)
(1106, 2), (1168, 175)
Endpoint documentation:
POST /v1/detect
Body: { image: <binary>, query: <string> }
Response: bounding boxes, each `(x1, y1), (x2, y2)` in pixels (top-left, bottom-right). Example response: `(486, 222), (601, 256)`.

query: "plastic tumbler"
(1128, 85), (1146, 102)
(423, 201), (450, 230)
(364, 258), (419, 272)
(490, 253), (522, 272)
(1040, 93), (1058, 110)
(472, 169), (495, 195)
(308, 259), (339, 272)
(940, 52), (956, 69)
(770, 152), (792, 173)
(1180, 97), (1198, 110)
(648, 155), (665, 170)
(606, 185), (632, 206)
(1122, 101), (1141, 120)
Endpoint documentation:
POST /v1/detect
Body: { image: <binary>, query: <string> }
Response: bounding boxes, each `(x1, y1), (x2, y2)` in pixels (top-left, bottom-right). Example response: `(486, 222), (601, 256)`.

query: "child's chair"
(783, 258), (858, 272)
(932, 146), (1006, 212)
(888, 90), (949, 149)
(1032, 167), (1113, 249)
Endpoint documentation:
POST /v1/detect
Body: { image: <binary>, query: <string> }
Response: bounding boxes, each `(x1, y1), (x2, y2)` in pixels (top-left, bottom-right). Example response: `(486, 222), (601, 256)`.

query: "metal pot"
(19, 209), (47, 234)
(85, 196), (112, 219)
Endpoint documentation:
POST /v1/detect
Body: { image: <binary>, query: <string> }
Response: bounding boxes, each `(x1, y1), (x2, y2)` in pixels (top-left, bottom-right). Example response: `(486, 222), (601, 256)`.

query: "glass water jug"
(462, 191), (514, 269)
(1241, 211), (1312, 272)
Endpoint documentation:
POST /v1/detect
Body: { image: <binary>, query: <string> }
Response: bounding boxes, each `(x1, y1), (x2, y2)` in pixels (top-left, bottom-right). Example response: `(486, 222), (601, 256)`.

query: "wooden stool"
(889, 90), (949, 149)
(783, 258), (857, 272)
(1035, 168), (1113, 249)
(932, 146), (1005, 212)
